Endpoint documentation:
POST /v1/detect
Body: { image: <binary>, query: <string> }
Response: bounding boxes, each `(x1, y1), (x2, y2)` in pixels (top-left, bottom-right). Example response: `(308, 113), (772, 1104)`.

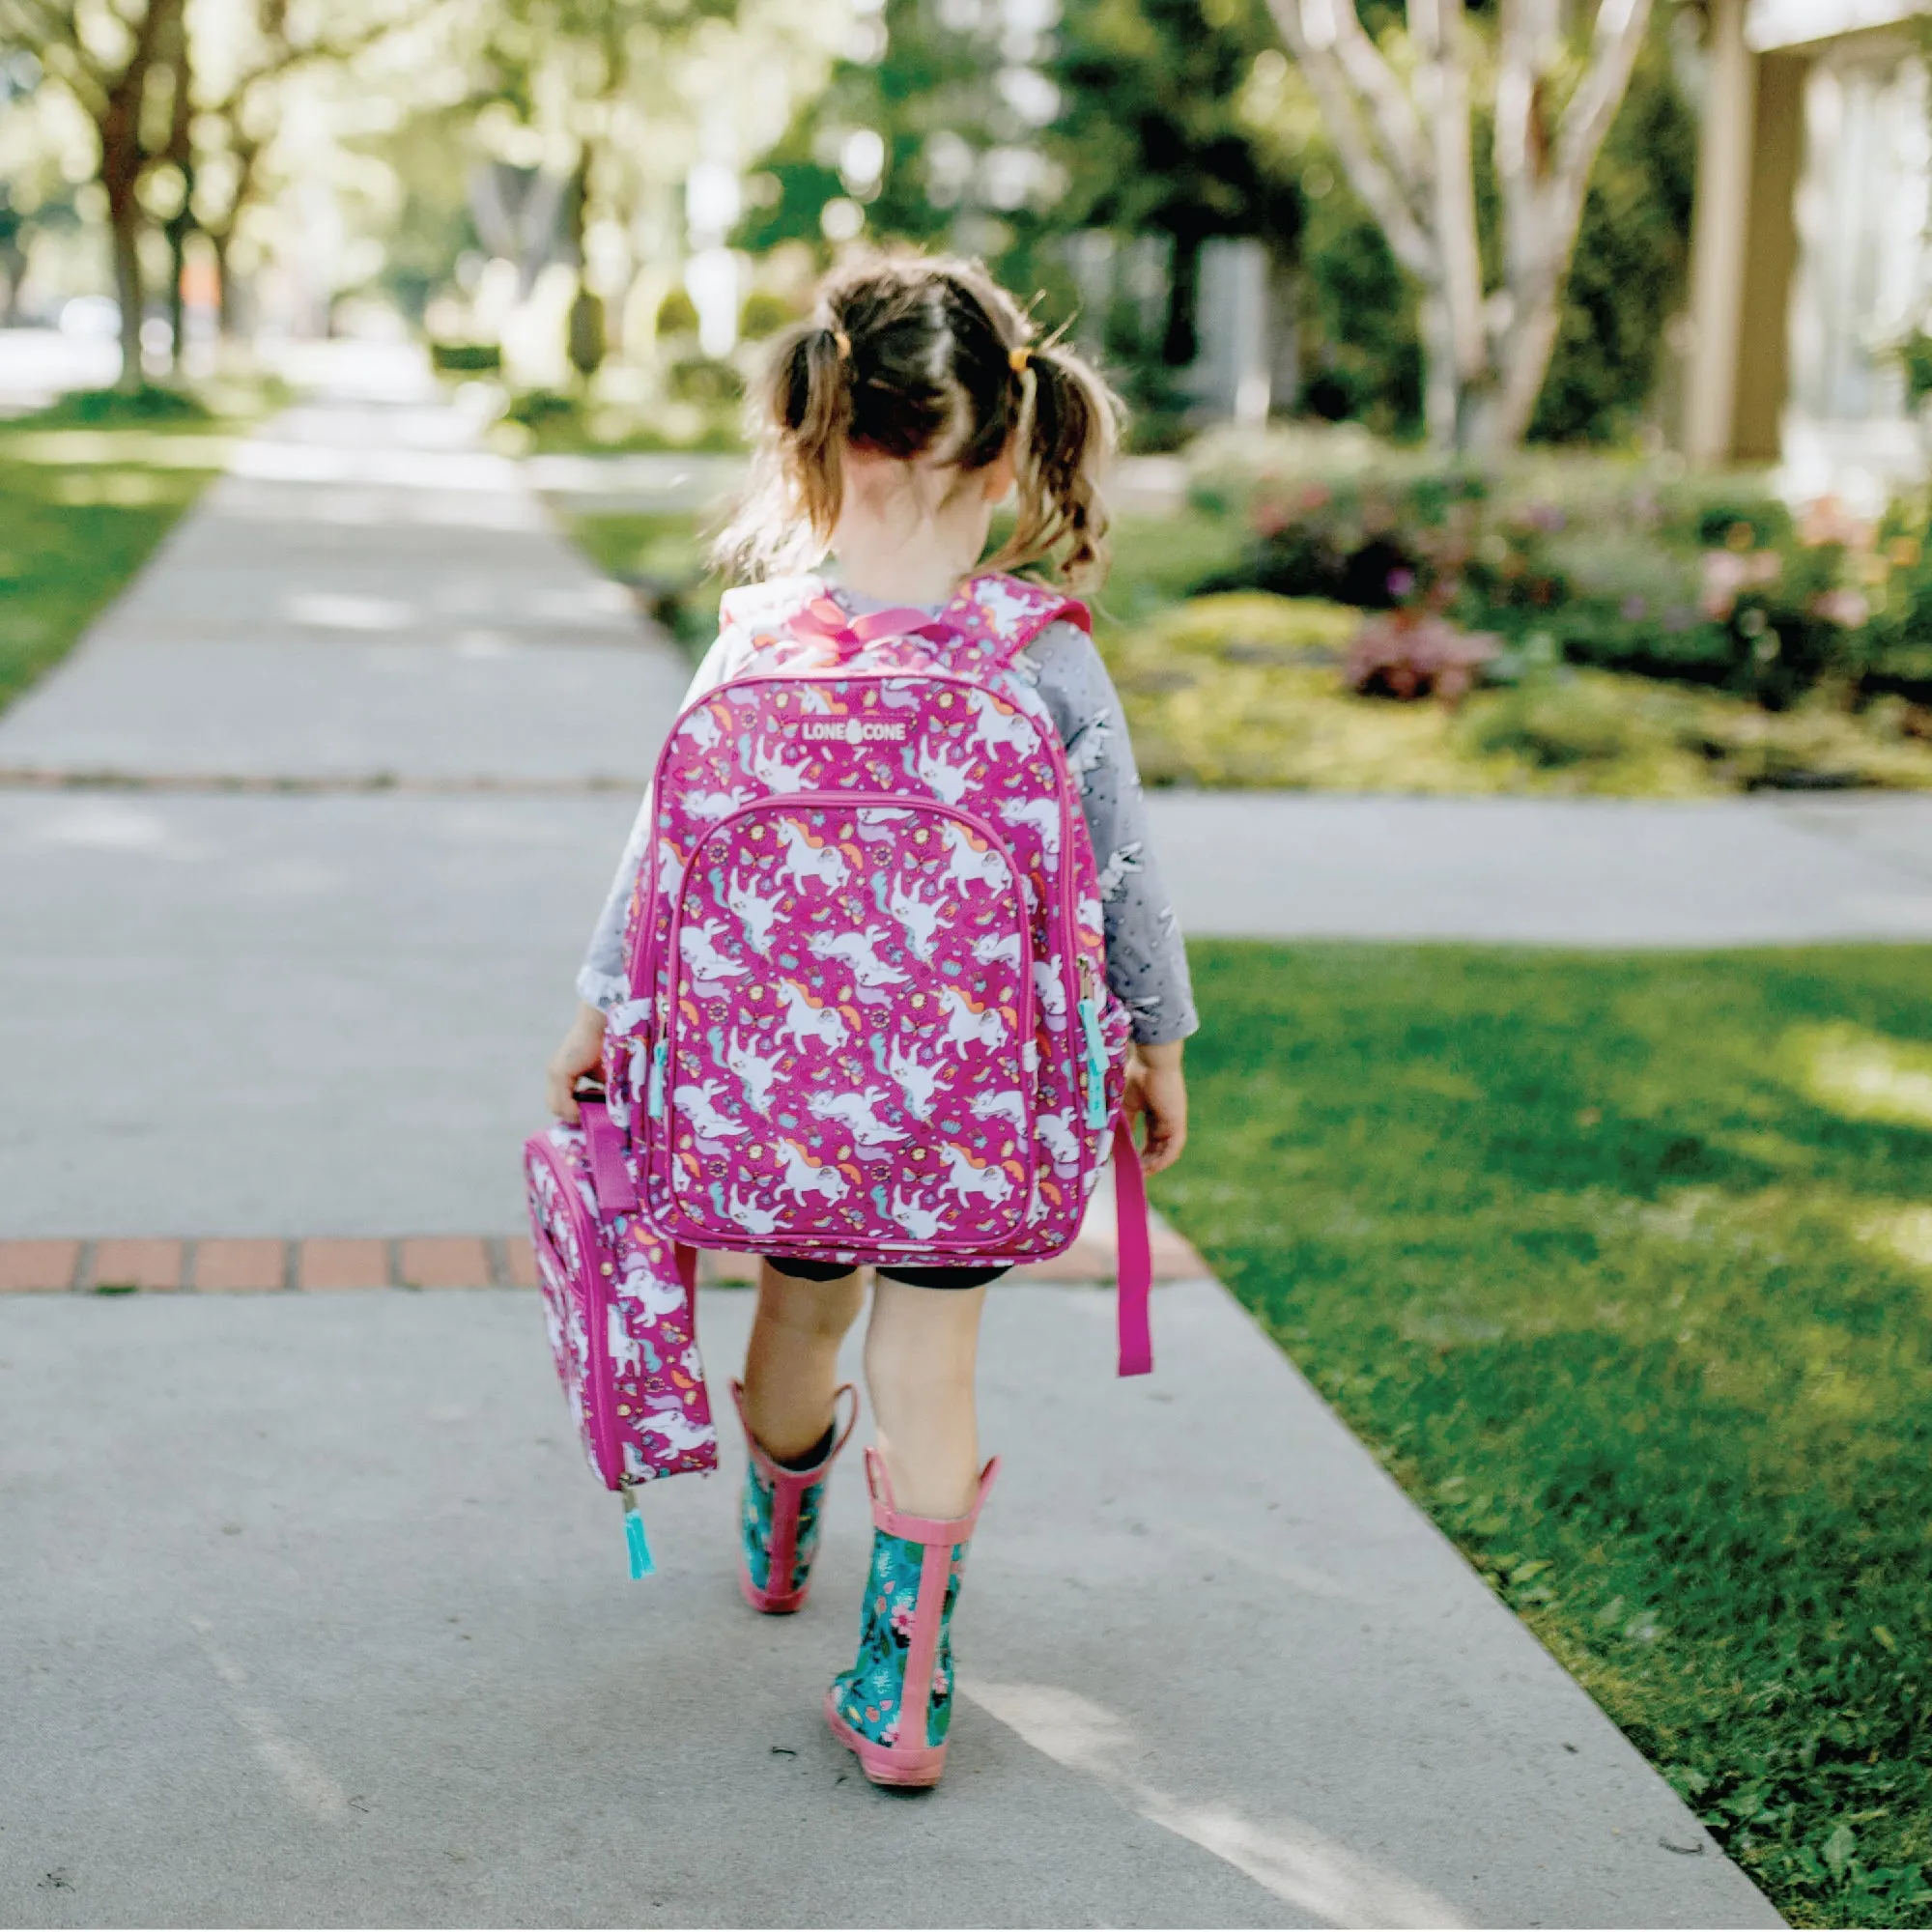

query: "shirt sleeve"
(1017, 621), (1199, 1046)
(573, 631), (736, 1011)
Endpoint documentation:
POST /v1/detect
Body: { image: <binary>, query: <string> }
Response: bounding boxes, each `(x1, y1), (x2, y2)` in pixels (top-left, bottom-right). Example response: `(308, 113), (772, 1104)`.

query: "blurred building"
(1685, 0), (1930, 504)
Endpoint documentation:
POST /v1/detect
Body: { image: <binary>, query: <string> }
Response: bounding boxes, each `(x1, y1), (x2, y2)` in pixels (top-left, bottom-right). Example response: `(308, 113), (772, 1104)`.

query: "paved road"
(0, 347), (1789, 1925)
(2, 1286), (1777, 1929)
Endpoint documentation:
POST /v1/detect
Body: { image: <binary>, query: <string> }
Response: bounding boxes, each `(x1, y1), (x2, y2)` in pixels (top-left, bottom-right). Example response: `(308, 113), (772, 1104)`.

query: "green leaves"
(1166, 942), (1932, 1928)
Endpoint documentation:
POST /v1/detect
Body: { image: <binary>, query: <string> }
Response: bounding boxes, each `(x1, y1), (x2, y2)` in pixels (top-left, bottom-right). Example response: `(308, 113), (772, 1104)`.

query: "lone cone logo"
(798, 719), (909, 744)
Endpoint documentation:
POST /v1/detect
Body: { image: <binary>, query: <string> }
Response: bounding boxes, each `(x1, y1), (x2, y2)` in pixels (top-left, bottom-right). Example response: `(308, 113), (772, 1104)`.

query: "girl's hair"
(715, 253), (1122, 586)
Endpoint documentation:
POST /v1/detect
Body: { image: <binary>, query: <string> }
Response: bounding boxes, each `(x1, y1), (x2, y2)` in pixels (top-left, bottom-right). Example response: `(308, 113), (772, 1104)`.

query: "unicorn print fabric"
(582, 571), (1190, 1279)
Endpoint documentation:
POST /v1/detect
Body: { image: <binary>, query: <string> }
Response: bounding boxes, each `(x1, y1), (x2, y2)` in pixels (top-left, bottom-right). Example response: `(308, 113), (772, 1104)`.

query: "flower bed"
(1104, 593), (1932, 794)
(1181, 425), (1932, 719)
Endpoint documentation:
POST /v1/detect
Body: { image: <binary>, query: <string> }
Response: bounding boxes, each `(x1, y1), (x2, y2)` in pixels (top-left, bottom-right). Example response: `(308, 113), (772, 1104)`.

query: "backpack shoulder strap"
(716, 574), (827, 646)
(946, 573), (1092, 670)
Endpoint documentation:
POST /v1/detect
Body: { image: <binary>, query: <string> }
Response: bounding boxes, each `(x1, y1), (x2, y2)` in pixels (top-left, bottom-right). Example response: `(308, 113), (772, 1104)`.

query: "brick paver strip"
(299, 1238), (391, 1291)
(0, 1240), (82, 1292)
(399, 1236), (493, 1289)
(194, 1239), (289, 1292)
(90, 1238), (184, 1292)
(0, 1229), (1206, 1293)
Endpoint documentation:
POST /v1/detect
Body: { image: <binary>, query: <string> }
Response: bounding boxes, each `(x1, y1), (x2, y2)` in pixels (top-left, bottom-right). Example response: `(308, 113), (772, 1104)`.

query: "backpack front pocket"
(648, 794), (1037, 1253)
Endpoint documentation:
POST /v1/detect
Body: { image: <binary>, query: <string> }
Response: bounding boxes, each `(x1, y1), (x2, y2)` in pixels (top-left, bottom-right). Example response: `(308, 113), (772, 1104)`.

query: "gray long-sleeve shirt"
(576, 592), (1199, 1045)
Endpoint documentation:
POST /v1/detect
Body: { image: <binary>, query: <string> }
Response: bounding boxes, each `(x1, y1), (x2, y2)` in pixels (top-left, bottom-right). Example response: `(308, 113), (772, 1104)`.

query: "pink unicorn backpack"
(600, 570), (1154, 1376)
(524, 1099), (717, 1576)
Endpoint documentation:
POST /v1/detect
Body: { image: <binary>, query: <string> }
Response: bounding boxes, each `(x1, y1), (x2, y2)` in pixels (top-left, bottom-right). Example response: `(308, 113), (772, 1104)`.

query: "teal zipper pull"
(1077, 997), (1108, 1129)
(646, 1040), (668, 1120)
(621, 1484), (655, 1579)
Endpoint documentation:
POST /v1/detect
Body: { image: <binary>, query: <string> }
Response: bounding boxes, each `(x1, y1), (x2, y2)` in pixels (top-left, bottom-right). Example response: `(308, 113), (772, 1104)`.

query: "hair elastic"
(1008, 344), (1032, 374)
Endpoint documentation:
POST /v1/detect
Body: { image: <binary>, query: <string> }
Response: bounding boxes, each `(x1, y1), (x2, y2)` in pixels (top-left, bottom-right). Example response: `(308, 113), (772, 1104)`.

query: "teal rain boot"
(824, 1447), (999, 1788)
(733, 1380), (858, 1614)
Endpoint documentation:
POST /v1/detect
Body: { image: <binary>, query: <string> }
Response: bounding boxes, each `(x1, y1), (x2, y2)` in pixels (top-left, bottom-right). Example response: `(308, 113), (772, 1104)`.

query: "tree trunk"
(1162, 229), (1202, 370)
(167, 219), (190, 372)
(212, 228), (238, 339)
(107, 187), (145, 391)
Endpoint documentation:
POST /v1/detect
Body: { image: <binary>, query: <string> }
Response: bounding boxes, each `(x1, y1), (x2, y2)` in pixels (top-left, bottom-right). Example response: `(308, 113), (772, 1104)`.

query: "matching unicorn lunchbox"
(523, 1098), (718, 1575)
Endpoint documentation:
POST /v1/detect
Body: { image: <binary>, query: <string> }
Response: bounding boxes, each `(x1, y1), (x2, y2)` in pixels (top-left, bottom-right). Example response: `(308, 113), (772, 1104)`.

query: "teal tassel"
(621, 1488), (655, 1579)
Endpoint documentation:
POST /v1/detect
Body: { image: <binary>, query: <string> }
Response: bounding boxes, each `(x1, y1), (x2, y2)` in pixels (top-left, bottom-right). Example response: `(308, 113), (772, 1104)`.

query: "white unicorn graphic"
(940, 820), (1005, 894)
(888, 876), (944, 962)
(888, 1186), (946, 1242)
(749, 738), (812, 792)
(636, 1408), (713, 1458)
(914, 740), (972, 805)
(809, 925), (909, 989)
(1076, 894), (1103, 935)
(687, 787), (753, 822)
(724, 870), (783, 955)
(1097, 841), (1144, 900)
(777, 1140), (849, 1206)
(673, 1078), (747, 1140)
(999, 796), (1062, 866)
(724, 1029), (783, 1113)
(1037, 1108), (1082, 1168)
(940, 984), (1007, 1050)
(939, 1144), (1013, 1208)
(679, 706), (723, 753)
(777, 980), (849, 1050)
(1065, 718), (1113, 789)
(887, 1036), (946, 1121)
(679, 919), (748, 983)
(1033, 956), (1068, 1027)
(971, 929), (1023, 971)
(724, 1186), (781, 1237)
(966, 931), (1028, 974)
(968, 1089), (1027, 1133)
(618, 1257), (692, 1322)
(965, 686), (1036, 756)
(809, 1087), (909, 1148)
(778, 819), (850, 891)
(607, 1304), (642, 1378)
(656, 840), (686, 895)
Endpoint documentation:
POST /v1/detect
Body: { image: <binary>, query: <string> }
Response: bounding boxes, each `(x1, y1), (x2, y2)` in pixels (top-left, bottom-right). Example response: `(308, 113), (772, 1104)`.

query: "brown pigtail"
(990, 340), (1121, 588)
(713, 320), (853, 580)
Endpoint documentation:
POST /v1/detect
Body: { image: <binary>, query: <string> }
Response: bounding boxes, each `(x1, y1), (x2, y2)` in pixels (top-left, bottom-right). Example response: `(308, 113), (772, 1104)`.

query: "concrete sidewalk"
(1, 1286), (1778, 1929)
(0, 350), (1794, 1925)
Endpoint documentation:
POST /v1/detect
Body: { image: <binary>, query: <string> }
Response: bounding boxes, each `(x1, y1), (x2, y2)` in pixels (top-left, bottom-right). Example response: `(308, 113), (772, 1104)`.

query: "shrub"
(1346, 611), (1499, 702)
(25, 384), (213, 427)
(429, 341), (501, 374)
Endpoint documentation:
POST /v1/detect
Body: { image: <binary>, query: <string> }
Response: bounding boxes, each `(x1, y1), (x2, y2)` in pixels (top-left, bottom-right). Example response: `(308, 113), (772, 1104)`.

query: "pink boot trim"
(732, 1379), (859, 1614)
(823, 1449), (1000, 1789)
(824, 1686), (949, 1788)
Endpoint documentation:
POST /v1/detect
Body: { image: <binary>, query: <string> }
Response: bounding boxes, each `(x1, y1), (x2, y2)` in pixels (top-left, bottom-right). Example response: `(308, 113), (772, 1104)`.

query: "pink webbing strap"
(1113, 1115), (1153, 1378)
(579, 1100), (639, 1214)
(674, 1242), (696, 1297)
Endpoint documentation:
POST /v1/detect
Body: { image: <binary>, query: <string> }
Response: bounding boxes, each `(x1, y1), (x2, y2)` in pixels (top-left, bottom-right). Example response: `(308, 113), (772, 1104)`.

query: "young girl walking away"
(545, 254), (1196, 1789)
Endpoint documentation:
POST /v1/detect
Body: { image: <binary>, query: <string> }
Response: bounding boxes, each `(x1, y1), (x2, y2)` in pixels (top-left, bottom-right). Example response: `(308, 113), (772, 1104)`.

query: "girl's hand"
(546, 1002), (607, 1123)
(1122, 1039), (1187, 1175)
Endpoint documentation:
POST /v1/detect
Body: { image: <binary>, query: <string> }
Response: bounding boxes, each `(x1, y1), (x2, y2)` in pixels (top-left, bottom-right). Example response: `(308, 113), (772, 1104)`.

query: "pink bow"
(788, 596), (959, 660)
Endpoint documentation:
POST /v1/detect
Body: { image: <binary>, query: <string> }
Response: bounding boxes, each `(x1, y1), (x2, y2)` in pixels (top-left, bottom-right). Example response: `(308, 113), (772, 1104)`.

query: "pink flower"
(1812, 588), (1870, 628)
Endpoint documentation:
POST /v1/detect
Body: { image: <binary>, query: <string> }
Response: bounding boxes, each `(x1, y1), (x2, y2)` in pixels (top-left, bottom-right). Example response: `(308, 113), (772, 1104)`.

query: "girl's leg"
(864, 1276), (989, 1518)
(742, 1261), (867, 1462)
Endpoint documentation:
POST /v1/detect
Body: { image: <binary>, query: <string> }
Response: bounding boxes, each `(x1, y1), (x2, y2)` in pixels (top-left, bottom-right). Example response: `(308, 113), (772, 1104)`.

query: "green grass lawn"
(0, 386), (274, 716)
(1159, 943), (1932, 1928)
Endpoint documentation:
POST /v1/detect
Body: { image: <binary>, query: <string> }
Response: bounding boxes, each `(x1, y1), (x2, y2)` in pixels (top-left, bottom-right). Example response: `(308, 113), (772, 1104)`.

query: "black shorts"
(764, 1256), (1009, 1291)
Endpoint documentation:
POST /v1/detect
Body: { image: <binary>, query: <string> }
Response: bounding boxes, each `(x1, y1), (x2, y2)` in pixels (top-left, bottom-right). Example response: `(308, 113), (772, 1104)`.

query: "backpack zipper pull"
(646, 1039), (668, 1120)
(620, 1482), (655, 1578)
(1076, 995), (1108, 1130)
